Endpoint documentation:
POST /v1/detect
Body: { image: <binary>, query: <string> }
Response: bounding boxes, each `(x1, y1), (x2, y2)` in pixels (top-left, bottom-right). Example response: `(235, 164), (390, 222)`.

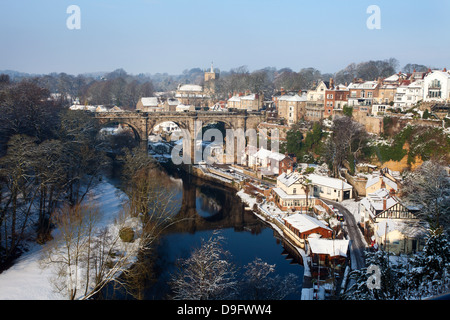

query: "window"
(293, 188), (296, 194)
(430, 79), (441, 88)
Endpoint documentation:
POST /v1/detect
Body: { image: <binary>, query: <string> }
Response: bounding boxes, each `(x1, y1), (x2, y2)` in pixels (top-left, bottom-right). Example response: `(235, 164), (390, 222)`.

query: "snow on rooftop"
(284, 213), (332, 233)
(140, 97), (159, 107)
(365, 175), (398, 191)
(277, 171), (303, 187)
(277, 94), (307, 102)
(178, 84), (203, 92)
(70, 104), (97, 112)
(272, 187), (310, 200)
(361, 188), (399, 216)
(254, 147), (285, 162)
(228, 95), (241, 102)
(308, 174), (353, 190)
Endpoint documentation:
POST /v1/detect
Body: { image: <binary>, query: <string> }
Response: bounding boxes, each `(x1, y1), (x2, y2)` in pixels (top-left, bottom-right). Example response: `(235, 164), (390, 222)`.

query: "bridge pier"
(140, 139), (148, 152)
(94, 111), (267, 164)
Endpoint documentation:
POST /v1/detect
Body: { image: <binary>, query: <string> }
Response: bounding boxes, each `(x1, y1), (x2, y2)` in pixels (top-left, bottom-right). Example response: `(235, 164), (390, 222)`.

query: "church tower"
(204, 61), (218, 83)
(204, 62), (218, 104)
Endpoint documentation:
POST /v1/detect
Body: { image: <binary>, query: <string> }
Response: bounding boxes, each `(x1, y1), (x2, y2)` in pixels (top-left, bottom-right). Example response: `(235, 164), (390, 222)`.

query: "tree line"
(0, 78), (128, 269)
(2, 58), (437, 109)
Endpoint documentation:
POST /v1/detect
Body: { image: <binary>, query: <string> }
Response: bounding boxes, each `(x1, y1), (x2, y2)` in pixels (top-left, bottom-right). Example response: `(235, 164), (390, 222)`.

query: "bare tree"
(402, 161), (450, 232)
(0, 135), (39, 267)
(325, 116), (369, 177)
(41, 202), (101, 300)
(41, 199), (151, 300)
(239, 258), (300, 300)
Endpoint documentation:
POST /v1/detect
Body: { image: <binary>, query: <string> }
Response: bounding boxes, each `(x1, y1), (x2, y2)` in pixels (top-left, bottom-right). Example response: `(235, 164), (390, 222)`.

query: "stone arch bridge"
(94, 110), (266, 163)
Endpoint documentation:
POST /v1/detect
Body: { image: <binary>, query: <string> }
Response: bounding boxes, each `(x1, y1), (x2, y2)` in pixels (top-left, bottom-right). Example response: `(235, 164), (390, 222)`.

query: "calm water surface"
(143, 169), (304, 300)
(107, 166), (304, 299)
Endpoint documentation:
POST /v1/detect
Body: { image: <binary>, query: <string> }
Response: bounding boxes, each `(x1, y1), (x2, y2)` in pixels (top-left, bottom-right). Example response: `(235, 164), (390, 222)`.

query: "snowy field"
(0, 180), (126, 300)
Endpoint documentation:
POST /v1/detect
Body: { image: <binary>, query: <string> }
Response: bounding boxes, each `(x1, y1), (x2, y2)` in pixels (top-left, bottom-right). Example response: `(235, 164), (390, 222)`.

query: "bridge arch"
(94, 111), (267, 159)
(97, 119), (145, 143)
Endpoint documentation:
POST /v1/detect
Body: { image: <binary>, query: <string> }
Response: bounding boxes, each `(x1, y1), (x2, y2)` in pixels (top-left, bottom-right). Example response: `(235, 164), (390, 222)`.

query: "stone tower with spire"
(204, 61), (219, 101)
(204, 61), (218, 83)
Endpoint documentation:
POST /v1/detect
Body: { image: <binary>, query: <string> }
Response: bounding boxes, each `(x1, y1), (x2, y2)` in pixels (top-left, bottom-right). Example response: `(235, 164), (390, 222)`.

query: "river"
(105, 164), (304, 300)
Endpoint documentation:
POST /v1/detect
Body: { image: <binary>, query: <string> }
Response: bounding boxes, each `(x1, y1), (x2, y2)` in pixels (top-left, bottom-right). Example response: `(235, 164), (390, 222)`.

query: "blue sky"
(0, 0), (448, 75)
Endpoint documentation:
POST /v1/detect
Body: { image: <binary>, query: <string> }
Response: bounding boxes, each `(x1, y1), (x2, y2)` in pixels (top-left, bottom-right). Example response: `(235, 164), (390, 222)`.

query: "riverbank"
(0, 179), (129, 300)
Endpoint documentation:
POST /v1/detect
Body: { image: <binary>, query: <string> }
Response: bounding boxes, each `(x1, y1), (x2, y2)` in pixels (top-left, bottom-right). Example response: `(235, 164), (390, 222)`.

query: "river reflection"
(106, 166), (304, 300)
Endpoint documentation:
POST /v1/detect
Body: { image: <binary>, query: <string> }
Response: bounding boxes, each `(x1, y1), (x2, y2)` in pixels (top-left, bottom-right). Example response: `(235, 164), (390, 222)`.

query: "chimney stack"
(383, 198), (387, 211)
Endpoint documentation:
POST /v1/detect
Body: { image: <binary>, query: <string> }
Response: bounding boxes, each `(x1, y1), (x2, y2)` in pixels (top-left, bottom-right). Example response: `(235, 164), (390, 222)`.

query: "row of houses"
(134, 68), (450, 125)
(248, 160), (426, 272)
(273, 68), (450, 126)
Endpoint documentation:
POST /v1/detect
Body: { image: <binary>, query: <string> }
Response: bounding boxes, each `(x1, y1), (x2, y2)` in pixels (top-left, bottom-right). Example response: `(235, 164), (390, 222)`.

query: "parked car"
(332, 208), (344, 221)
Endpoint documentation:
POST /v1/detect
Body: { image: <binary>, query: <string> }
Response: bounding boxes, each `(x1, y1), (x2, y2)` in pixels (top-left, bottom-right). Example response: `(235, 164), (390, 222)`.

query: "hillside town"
(1, 59), (450, 302)
(65, 64), (450, 299)
(3, 0), (450, 310)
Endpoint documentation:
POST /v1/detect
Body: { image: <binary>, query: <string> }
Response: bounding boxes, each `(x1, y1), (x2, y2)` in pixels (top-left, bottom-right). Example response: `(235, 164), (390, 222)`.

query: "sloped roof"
(277, 171), (303, 187)
(178, 84), (203, 92)
(366, 175), (398, 191)
(228, 95), (241, 102)
(308, 238), (350, 257)
(308, 174), (353, 190)
(254, 148), (285, 162)
(140, 97), (159, 107)
(284, 213), (332, 233)
(278, 94), (307, 102)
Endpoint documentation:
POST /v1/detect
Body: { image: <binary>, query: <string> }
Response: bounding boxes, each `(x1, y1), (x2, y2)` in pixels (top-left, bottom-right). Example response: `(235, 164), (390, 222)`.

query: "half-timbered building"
(360, 188), (426, 254)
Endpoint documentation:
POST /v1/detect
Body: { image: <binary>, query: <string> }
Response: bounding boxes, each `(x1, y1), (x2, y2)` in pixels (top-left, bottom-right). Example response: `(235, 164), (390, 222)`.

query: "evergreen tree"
(405, 228), (450, 299)
(343, 249), (403, 300)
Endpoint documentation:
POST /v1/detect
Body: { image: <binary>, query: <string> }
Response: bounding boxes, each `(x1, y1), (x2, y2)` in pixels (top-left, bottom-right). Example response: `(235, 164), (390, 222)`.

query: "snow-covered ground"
(0, 179), (127, 300)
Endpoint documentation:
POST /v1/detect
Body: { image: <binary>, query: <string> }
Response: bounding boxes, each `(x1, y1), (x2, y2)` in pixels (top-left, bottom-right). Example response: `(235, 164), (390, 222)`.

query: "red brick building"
(324, 84), (349, 118)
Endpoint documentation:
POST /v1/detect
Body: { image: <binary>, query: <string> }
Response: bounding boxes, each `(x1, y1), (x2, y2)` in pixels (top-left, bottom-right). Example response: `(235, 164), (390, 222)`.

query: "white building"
(244, 147), (289, 175)
(227, 93), (263, 111)
(423, 69), (450, 102)
(347, 81), (379, 106)
(307, 80), (328, 102)
(394, 80), (424, 110)
(359, 188), (426, 254)
(272, 171), (314, 210)
(308, 174), (353, 201)
(136, 97), (163, 112)
(153, 121), (181, 134)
